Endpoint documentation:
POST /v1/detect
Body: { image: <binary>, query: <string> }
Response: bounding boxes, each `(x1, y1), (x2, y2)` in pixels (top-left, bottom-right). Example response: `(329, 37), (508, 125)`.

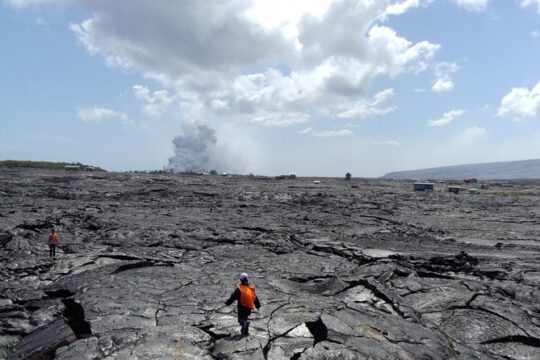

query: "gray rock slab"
(9, 319), (76, 360)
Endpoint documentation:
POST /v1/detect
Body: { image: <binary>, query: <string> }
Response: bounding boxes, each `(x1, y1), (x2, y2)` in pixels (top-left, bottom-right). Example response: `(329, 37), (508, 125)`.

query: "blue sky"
(1, 0), (540, 176)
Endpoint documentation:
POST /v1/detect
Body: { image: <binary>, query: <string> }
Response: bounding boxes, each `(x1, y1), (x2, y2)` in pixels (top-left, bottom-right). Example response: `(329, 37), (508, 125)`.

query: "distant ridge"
(382, 159), (540, 180)
(0, 160), (104, 171)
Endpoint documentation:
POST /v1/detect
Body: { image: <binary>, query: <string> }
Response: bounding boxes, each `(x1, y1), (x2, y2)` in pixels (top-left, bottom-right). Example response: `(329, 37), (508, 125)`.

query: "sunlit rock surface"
(1, 169), (539, 359)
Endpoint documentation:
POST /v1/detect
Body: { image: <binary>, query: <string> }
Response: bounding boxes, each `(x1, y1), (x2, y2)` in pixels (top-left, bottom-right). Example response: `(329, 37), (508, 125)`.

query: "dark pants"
(49, 244), (56, 258)
(238, 310), (250, 336)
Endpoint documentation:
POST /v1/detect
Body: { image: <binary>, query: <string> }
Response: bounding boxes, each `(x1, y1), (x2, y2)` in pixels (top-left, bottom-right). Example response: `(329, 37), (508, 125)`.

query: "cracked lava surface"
(0, 169), (539, 359)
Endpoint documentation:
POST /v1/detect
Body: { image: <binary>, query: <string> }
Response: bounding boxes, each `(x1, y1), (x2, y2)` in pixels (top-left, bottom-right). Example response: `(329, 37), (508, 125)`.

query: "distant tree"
(345, 173), (352, 181)
(209, 169), (218, 175)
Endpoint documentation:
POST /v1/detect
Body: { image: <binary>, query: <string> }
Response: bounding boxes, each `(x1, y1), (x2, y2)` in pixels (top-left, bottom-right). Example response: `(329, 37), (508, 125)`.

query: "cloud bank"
(68, 0), (439, 128)
(64, 0), (446, 171)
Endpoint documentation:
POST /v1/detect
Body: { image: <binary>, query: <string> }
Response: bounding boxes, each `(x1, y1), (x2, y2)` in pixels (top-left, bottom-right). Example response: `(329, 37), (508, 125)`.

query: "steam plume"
(168, 124), (217, 172)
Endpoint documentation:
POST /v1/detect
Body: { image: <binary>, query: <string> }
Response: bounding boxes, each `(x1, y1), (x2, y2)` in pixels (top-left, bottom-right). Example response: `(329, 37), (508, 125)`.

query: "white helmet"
(239, 273), (249, 282)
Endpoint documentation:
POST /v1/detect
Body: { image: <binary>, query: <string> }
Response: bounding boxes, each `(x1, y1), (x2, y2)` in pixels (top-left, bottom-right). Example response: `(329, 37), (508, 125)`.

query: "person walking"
(48, 228), (59, 258)
(225, 273), (261, 336)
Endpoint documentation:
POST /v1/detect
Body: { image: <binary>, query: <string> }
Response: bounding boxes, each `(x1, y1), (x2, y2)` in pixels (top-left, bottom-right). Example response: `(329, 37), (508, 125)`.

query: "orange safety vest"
(237, 284), (256, 310)
(50, 233), (59, 244)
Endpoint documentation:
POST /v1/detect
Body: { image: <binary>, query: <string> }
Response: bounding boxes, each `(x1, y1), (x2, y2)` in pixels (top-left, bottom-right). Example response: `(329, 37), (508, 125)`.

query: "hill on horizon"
(0, 160), (104, 171)
(382, 159), (540, 180)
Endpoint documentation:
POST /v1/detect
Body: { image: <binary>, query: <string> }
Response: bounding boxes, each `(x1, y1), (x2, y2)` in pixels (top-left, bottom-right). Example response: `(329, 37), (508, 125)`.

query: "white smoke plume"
(167, 124), (247, 173)
(168, 125), (217, 172)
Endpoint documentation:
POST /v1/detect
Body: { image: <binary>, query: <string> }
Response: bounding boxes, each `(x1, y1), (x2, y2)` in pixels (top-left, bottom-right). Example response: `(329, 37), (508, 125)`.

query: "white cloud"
(432, 79), (454, 93)
(250, 112), (309, 126)
(432, 62), (459, 93)
(299, 127), (353, 137)
(66, 0), (440, 127)
(453, 0), (489, 12)
(5, 0), (63, 8)
(313, 129), (353, 137)
(77, 106), (131, 125)
(531, 30), (540, 38)
(69, 1), (295, 78)
(337, 88), (396, 119)
(373, 140), (402, 147)
(132, 85), (174, 118)
(385, 0), (433, 15)
(427, 109), (465, 127)
(243, 0), (333, 44)
(497, 81), (540, 119)
(521, 0), (540, 13)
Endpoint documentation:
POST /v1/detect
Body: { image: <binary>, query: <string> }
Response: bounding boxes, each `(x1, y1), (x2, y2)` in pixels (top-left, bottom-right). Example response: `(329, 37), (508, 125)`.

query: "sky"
(1, 0), (540, 176)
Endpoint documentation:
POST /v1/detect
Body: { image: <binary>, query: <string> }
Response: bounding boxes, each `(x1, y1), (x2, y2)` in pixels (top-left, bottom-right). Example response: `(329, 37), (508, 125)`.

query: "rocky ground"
(0, 169), (539, 360)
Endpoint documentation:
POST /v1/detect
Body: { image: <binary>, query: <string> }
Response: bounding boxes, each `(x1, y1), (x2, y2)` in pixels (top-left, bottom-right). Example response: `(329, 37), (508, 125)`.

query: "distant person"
(48, 228), (59, 258)
(225, 273), (261, 336)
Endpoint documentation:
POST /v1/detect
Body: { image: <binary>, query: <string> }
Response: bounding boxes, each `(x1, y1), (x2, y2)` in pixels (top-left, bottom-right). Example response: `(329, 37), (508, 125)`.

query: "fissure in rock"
(305, 317), (328, 345)
(62, 298), (92, 337)
(481, 335), (540, 347)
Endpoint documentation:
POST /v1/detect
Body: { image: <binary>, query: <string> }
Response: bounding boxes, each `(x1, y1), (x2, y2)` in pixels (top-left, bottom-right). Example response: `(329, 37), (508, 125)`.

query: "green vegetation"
(0, 160), (104, 171)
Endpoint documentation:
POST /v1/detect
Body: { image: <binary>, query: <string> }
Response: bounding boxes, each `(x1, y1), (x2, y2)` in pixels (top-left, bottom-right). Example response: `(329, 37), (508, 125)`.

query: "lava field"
(1, 169), (539, 359)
